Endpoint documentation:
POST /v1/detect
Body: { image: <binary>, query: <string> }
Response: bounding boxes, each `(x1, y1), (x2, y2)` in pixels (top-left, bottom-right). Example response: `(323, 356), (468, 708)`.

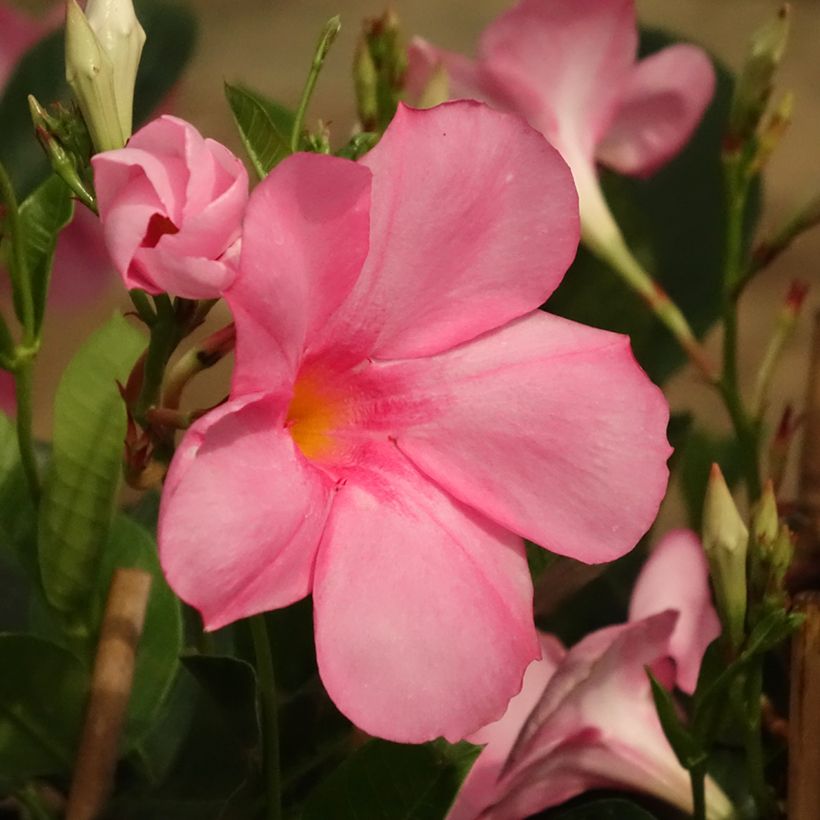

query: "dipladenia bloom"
(159, 102), (671, 742)
(407, 0), (715, 260)
(449, 530), (731, 819)
(92, 115), (249, 299)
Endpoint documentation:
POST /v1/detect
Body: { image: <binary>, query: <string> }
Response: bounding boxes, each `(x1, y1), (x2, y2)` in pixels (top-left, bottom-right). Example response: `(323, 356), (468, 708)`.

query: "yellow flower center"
(285, 373), (342, 461)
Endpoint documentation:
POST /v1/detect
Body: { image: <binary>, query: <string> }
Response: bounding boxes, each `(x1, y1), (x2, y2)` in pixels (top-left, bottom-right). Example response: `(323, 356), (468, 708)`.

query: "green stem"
(15, 360), (40, 502)
(129, 289), (157, 326)
(719, 159), (763, 501)
(741, 663), (773, 816)
(250, 614), (281, 820)
(690, 763), (707, 820)
(0, 161), (35, 344)
(134, 297), (178, 423)
(290, 16), (341, 152)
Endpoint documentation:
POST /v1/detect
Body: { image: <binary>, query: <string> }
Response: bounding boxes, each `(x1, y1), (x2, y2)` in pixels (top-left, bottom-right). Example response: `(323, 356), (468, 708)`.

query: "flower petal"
(596, 44), (716, 178)
(227, 152), (371, 393)
(499, 614), (691, 817)
(313, 454), (538, 742)
(314, 102), (579, 361)
(448, 634), (566, 820)
(478, 0), (637, 159)
(388, 311), (670, 564)
(158, 394), (333, 630)
(629, 529), (721, 694)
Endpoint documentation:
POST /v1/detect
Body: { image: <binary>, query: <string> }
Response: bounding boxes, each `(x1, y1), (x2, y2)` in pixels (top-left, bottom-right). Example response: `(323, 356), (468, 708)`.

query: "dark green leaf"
(302, 738), (480, 820)
(743, 607), (803, 657)
(18, 175), (75, 335)
(122, 655), (261, 813)
(0, 633), (88, 777)
(0, 411), (37, 573)
(38, 313), (145, 630)
(547, 30), (758, 385)
(647, 670), (706, 770)
(0, 30), (65, 197)
(132, 0), (198, 128)
(94, 515), (182, 747)
(551, 799), (659, 819)
(181, 654), (260, 753)
(224, 83), (293, 178)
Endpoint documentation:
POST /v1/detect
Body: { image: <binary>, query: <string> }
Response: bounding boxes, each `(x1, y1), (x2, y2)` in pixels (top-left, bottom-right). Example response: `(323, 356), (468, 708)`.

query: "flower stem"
(720, 158), (762, 501)
(591, 232), (717, 382)
(250, 614), (281, 820)
(690, 763), (707, 820)
(14, 359), (40, 502)
(290, 16), (341, 153)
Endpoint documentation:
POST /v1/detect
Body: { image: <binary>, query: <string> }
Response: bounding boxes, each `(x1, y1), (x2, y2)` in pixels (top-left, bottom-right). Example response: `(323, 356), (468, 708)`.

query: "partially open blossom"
(158, 102), (671, 742)
(92, 115), (249, 299)
(407, 0), (715, 256)
(449, 530), (729, 820)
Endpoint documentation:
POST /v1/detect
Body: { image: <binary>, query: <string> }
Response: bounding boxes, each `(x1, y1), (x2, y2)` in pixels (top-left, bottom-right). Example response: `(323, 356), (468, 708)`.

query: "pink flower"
(407, 0), (715, 252)
(448, 530), (731, 820)
(158, 101), (671, 742)
(92, 115), (249, 299)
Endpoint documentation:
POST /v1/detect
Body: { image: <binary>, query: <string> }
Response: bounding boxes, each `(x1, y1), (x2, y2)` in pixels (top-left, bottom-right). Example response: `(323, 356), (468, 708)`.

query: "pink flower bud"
(92, 115), (249, 299)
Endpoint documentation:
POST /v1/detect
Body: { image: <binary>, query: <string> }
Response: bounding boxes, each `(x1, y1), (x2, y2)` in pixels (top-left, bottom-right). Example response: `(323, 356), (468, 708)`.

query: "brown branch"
(65, 569), (152, 820)
(788, 592), (820, 820)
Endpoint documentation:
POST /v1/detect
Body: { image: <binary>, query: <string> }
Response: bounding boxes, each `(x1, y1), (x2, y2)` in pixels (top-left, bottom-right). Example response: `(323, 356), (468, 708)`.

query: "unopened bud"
(753, 480), (779, 547)
(84, 0), (145, 138)
(353, 9), (407, 134)
(752, 90), (793, 172)
(703, 464), (749, 648)
(727, 3), (790, 151)
(65, 0), (145, 153)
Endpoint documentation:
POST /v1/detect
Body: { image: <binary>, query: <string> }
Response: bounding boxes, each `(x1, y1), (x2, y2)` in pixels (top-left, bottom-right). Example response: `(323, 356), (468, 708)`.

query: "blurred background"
(10, 0), (820, 509)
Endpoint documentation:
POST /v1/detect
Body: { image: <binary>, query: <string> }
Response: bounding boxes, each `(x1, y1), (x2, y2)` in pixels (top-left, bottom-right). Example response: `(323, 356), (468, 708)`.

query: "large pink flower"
(407, 0), (715, 250)
(92, 115), (249, 299)
(448, 530), (729, 819)
(158, 102), (671, 742)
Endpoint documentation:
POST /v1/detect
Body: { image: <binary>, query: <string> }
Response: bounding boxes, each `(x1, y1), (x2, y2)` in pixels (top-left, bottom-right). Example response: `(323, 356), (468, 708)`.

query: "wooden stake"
(65, 568), (152, 820)
(788, 591), (820, 820)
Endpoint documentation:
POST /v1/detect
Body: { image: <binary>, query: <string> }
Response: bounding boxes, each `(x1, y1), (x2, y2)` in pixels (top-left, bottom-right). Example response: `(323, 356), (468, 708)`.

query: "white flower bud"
(702, 464), (749, 649)
(64, 0), (145, 152)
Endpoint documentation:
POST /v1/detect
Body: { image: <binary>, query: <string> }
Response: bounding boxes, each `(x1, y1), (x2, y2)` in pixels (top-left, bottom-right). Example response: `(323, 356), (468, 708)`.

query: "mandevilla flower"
(407, 0), (715, 258)
(449, 530), (731, 819)
(158, 102), (671, 742)
(92, 115), (249, 299)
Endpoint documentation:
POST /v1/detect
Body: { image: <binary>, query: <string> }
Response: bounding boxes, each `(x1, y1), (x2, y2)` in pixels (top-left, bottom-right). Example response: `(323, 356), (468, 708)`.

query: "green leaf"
(181, 654), (260, 753)
(224, 83), (293, 178)
(39, 313), (145, 630)
(18, 175), (75, 336)
(94, 515), (182, 747)
(647, 670), (707, 770)
(547, 29), (759, 385)
(0, 633), (88, 777)
(302, 738), (480, 820)
(552, 799), (659, 819)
